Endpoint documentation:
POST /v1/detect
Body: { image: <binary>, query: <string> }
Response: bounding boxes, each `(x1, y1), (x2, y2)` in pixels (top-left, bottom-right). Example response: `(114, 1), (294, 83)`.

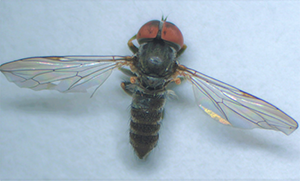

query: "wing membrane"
(179, 65), (298, 135)
(0, 56), (133, 93)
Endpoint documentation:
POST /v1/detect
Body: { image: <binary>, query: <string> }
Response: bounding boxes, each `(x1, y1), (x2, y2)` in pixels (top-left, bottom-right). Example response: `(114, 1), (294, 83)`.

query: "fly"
(0, 17), (298, 159)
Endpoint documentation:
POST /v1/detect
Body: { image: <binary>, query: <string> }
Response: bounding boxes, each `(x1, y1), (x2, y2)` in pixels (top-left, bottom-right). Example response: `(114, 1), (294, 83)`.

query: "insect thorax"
(134, 40), (178, 90)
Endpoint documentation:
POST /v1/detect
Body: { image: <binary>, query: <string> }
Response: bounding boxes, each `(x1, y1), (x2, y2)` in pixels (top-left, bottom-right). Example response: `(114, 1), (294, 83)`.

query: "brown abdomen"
(130, 90), (166, 159)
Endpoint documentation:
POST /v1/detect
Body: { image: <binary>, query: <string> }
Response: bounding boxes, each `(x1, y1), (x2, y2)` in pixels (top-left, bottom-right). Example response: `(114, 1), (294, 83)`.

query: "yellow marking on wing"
(47, 57), (64, 60)
(241, 91), (256, 98)
(201, 106), (231, 125)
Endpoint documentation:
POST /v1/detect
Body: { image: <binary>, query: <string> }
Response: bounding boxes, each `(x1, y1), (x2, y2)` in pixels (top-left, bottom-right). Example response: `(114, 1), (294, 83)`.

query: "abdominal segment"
(130, 89), (166, 159)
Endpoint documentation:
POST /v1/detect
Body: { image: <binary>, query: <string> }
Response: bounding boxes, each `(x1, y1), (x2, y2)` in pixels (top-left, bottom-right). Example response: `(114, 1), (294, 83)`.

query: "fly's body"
(129, 88), (166, 158)
(0, 18), (298, 159)
(124, 20), (182, 158)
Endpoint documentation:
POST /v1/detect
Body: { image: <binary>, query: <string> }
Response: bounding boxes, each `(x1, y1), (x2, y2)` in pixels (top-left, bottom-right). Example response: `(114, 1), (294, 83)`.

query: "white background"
(0, 0), (299, 180)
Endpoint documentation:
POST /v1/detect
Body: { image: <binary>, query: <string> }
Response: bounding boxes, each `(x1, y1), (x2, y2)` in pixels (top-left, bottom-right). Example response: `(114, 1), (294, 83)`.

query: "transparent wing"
(178, 65), (298, 135)
(0, 56), (134, 94)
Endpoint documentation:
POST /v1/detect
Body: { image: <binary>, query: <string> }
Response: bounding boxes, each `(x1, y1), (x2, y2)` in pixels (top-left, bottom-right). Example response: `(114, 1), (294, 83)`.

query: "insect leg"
(176, 44), (187, 58)
(128, 35), (138, 54)
(121, 81), (135, 96)
(119, 67), (136, 77)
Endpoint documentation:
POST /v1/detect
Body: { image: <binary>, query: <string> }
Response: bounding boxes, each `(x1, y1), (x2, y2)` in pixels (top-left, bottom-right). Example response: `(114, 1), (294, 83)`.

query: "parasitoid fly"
(0, 17), (298, 159)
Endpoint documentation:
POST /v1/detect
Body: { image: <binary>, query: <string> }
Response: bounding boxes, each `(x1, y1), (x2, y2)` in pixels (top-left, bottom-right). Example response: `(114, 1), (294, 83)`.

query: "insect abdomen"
(130, 90), (166, 159)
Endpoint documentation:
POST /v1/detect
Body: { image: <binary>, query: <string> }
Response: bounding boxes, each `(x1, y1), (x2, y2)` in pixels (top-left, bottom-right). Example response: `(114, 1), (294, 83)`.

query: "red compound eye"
(136, 20), (184, 49)
(161, 21), (184, 49)
(137, 20), (160, 41)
